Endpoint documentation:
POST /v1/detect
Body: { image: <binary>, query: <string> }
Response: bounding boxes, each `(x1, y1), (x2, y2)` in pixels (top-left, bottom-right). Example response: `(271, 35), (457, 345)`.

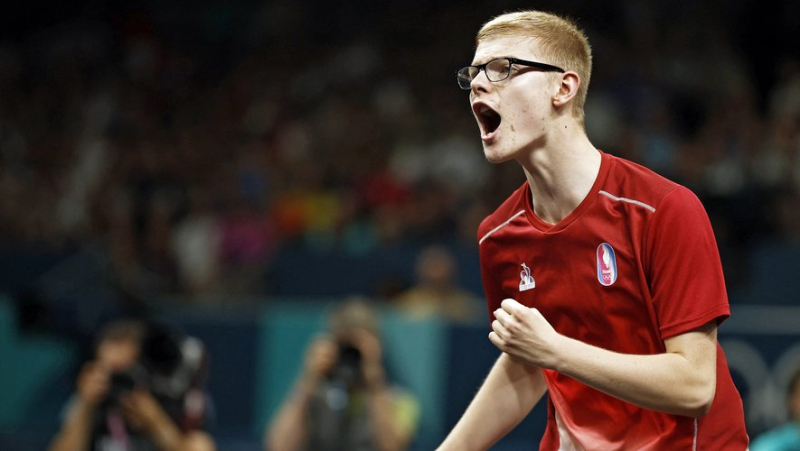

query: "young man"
(439, 10), (749, 450)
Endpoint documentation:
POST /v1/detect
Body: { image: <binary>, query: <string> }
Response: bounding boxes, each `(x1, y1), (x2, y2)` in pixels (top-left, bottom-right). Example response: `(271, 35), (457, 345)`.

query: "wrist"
(548, 333), (573, 372)
(71, 396), (98, 419)
(297, 375), (321, 398)
(76, 387), (105, 408)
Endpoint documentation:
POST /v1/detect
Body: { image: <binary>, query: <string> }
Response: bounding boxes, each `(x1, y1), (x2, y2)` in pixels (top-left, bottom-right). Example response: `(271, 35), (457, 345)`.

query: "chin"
(482, 145), (515, 164)
(484, 154), (506, 164)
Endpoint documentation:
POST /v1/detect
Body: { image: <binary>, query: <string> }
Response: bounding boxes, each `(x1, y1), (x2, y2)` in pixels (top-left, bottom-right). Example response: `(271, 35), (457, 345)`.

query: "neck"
(517, 119), (600, 225)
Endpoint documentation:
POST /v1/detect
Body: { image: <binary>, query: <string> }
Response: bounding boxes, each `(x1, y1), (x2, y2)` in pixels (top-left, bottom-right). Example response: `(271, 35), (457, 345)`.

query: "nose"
(470, 69), (491, 94)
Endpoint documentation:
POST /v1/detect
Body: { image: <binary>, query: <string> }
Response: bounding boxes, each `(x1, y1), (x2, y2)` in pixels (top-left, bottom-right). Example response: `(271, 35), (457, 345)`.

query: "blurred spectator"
(393, 245), (483, 324)
(48, 319), (215, 451)
(264, 298), (420, 451)
(750, 367), (800, 451)
(172, 186), (222, 296)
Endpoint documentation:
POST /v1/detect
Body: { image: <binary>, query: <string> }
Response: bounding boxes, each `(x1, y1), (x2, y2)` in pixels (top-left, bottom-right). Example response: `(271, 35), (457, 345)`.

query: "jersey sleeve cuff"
(659, 305), (731, 340)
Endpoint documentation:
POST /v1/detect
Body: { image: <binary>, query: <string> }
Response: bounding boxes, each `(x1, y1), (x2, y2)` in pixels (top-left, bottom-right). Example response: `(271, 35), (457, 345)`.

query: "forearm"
(553, 333), (716, 417)
(146, 421), (214, 451)
(143, 412), (184, 451)
(367, 383), (406, 451)
(49, 400), (95, 451)
(265, 379), (315, 451)
(439, 353), (546, 451)
(491, 300), (719, 419)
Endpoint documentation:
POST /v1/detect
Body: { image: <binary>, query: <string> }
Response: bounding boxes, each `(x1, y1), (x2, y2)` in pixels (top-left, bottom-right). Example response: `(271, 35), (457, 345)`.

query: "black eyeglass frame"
(456, 57), (565, 90)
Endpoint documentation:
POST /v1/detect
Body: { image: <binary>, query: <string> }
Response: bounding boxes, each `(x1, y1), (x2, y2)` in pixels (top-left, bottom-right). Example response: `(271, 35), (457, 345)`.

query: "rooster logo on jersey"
(597, 243), (618, 286)
(519, 263), (536, 291)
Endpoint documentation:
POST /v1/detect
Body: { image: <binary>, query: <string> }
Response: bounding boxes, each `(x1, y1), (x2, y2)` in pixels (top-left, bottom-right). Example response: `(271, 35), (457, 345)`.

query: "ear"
(552, 72), (580, 108)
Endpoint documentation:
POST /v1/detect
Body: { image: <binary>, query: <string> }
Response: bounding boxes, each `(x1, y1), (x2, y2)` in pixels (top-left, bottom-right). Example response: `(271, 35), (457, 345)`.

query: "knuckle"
(506, 320), (518, 333)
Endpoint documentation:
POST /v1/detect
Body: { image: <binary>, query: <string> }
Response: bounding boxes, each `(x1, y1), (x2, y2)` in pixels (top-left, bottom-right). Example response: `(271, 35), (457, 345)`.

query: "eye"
(486, 59), (510, 80)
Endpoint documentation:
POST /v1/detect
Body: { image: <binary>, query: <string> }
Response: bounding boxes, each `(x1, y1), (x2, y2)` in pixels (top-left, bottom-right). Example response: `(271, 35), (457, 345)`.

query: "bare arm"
(49, 362), (108, 451)
(491, 299), (718, 418)
(264, 337), (338, 451)
(358, 330), (414, 451)
(438, 353), (547, 451)
(264, 375), (320, 451)
(48, 398), (97, 451)
(121, 389), (216, 451)
(365, 381), (412, 451)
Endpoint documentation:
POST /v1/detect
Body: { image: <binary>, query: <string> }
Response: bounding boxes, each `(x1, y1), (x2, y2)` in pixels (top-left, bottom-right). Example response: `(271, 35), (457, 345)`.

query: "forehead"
(97, 339), (140, 369)
(472, 35), (540, 65)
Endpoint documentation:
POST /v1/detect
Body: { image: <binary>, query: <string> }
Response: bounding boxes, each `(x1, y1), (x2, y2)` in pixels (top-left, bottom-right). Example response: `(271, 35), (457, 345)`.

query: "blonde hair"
(476, 10), (592, 126)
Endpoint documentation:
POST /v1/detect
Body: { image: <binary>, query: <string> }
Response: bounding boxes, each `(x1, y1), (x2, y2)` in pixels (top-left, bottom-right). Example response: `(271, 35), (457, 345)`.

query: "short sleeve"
(645, 187), (730, 339)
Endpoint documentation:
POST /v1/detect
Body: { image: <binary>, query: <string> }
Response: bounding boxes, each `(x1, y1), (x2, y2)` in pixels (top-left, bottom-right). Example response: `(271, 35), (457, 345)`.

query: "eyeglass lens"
(457, 58), (511, 89)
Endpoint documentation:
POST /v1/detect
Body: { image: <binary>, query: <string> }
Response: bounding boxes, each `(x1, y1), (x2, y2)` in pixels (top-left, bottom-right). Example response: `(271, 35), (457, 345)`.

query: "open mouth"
(473, 102), (502, 139)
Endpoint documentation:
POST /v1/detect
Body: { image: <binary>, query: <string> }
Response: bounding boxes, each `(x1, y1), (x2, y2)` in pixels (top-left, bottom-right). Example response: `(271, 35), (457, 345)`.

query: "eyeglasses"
(456, 57), (565, 90)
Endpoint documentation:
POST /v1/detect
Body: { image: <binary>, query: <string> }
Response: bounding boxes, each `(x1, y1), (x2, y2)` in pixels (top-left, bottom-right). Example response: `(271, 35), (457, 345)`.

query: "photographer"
(264, 299), (420, 451)
(49, 319), (216, 451)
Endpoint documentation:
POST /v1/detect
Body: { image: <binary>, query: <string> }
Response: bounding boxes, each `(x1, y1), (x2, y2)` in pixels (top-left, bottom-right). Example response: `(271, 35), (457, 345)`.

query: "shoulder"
(477, 182), (528, 244)
(602, 153), (705, 216)
(603, 154), (683, 207)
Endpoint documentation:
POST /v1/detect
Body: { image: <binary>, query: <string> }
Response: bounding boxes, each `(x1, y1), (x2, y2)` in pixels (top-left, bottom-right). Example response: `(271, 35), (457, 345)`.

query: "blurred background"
(0, 0), (798, 449)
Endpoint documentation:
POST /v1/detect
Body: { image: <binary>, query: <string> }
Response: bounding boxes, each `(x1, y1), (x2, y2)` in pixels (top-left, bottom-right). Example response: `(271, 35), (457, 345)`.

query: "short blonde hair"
(476, 10), (592, 126)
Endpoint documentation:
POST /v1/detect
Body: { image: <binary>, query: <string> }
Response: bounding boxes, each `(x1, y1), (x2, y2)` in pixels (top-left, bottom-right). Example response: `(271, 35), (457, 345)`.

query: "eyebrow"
(471, 55), (502, 64)
(470, 56), (499, 66)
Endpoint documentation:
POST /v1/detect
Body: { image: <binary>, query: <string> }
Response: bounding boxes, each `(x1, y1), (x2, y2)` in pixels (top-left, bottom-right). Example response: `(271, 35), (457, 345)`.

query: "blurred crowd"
(0, 0), (798, 305)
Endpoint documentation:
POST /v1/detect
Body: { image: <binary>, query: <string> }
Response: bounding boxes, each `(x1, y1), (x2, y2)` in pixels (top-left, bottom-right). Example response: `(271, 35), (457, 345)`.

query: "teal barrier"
(0, 296), (76, 430)
(254, 301), (446, 448)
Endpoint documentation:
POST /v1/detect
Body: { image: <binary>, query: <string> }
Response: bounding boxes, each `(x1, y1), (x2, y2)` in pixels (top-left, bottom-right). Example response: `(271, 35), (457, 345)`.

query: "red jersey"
(477, 151), (748, 450)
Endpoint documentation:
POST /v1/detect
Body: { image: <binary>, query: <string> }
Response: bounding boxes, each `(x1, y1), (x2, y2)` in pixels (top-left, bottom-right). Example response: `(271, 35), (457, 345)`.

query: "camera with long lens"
(327, 342), (362, 387)
(104, 323), (206, 411)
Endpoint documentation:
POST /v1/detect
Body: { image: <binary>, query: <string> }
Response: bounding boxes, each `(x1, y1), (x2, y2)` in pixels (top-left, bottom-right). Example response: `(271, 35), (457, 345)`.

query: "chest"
(485, 219), (659, 349)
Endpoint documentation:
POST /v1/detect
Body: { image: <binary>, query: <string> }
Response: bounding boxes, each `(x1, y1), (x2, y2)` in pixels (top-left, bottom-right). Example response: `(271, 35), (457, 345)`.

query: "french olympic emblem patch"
(596, 242), (617, 286)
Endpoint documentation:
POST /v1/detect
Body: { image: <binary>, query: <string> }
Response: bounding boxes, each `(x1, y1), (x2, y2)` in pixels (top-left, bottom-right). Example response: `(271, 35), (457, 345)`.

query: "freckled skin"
(469, 36), (560, 164)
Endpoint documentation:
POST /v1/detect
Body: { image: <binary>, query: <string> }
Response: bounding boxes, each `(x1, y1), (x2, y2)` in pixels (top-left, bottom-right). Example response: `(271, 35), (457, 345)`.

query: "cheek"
(505, 98), (546, 134)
